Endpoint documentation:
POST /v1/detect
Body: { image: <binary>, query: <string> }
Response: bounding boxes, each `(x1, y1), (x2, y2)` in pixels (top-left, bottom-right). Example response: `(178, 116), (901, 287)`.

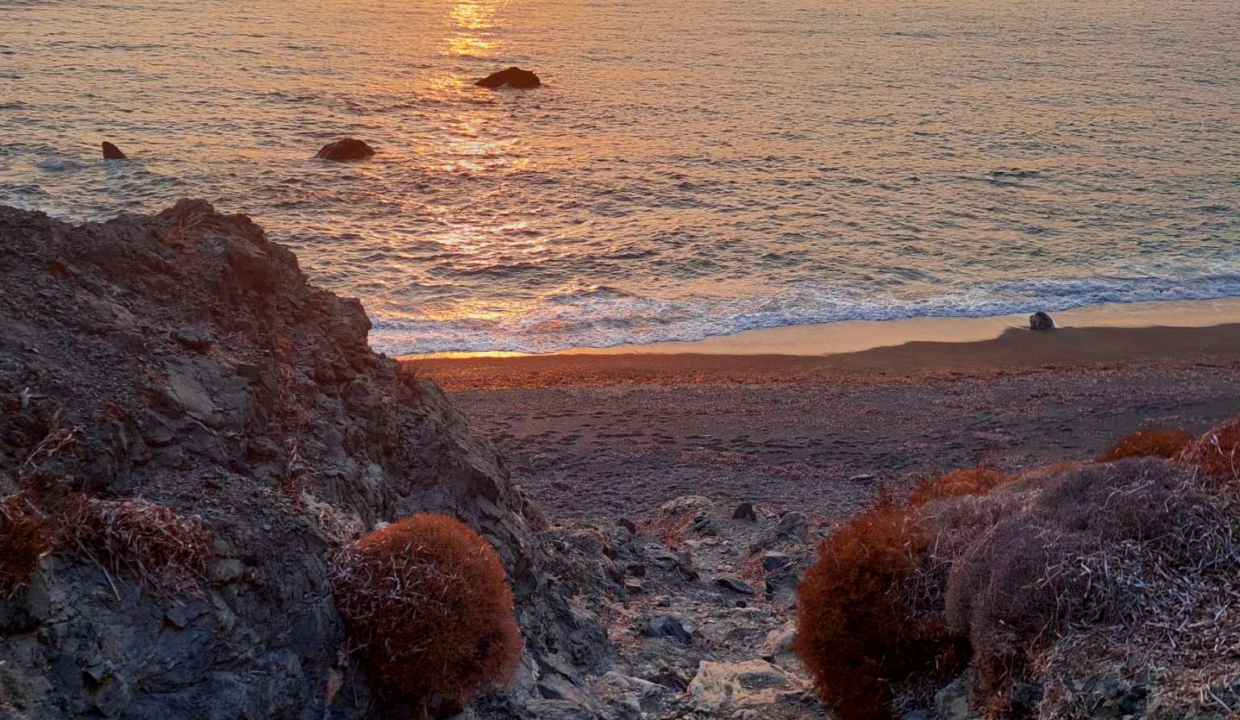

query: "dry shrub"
(330, 514), (523, 706)
(0, 494), (52, 597)
(794, 493), (968, 720)
(934, 459), (1232, 706)
(1177, 417), (1240, 485)
(907, 467), (1007, 508)
(1098, 426), (1192, 462)
(62, 495), (212, 597)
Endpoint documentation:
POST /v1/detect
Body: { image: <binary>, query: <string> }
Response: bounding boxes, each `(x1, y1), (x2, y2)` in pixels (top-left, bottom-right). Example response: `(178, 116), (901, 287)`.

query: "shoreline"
(409, 321), (1240, 392)
(400, 296), (1240, 362)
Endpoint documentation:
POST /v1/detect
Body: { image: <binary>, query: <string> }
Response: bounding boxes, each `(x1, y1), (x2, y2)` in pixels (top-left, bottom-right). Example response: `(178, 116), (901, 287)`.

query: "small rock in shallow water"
(1029, 311), (1055, 331)
(315, 138), (375, 161)
(102, 141), (127, 160)
(475, 66), (541, 88)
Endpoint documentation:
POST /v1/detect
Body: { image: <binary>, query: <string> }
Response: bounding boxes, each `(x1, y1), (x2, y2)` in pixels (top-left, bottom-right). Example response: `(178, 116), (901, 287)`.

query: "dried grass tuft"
(0, 493), (53, 598)
(330, 514), (523, 706)
(1177, 416), (1240, 486)
(1098, 426), (1193, 463)
(907, 467), (1008, 508)
(62, 495), (212, 598)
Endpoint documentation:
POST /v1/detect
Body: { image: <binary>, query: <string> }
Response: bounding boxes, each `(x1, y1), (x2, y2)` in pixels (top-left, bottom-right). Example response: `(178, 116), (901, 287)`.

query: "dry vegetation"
(796, 418), (1240, 720)
(1097, 426), (1193, 462)
(330, 514), (523, 708)
(61, 495), (213, 598)
(0, 493), (52, 598)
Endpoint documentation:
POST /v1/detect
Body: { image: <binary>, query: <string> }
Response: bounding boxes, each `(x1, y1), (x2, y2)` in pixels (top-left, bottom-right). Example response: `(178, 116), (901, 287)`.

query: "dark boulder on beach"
(1029, 311), (1055, 331)
(476, 67), (542, 89)
(315, 138), (375, 161)
(101, 141), (127, 160)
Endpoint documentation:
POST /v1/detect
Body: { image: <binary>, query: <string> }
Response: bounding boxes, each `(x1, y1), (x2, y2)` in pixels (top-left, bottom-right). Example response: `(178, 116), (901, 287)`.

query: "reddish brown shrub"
(794, 494), (968, 720)
(907, 467), (1007, 508)
(1098, 426), (1192, 462)
(330, 514), (523, 707)
(0, 494), (52, 597)
(62, 495), (212, 597)
(1177, 417), (1240, 485)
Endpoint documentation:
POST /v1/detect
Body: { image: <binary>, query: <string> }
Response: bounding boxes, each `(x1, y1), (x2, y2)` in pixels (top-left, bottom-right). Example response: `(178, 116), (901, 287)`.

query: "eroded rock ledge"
(0, 201), (608, 720)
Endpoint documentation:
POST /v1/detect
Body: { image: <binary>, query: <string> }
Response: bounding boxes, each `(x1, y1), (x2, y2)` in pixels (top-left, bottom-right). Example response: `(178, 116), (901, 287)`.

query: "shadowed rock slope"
(0, 201), (608, 720)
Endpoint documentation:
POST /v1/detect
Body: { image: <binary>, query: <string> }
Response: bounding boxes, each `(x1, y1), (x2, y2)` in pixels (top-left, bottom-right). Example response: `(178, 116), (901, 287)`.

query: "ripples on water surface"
(2, 0), (1238, 353)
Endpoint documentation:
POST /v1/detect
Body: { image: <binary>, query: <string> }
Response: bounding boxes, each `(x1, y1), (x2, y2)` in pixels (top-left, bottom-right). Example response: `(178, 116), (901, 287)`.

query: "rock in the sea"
(315, 138), (376, 161)
(732, 502), (758, 522)
(1029, 311), (1055, 331)
(101, 141), (127, 160)
(475, 66), (542, 89)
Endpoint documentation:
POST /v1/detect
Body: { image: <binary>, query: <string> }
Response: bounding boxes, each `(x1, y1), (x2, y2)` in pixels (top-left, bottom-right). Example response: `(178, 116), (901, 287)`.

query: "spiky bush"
(1177, 417), (1240, 485)
(330, 514), (523, 707)
(0, 494), (52, 597)
(793, 493), (968, 720)
(1098, 426), (1192, 462)
(907, 467), (1007, 508)
(62, 495), (212, 597)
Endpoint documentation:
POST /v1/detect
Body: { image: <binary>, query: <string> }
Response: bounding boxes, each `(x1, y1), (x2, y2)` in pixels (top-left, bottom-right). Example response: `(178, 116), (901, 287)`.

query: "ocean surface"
(2, 0), (1238, 354)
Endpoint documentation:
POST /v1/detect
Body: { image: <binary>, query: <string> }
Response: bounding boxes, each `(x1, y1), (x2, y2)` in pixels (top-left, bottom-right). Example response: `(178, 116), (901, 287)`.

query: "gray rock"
(644, 614), (697, 644)
(732, 502), (758, 521)
(761, 552), (791, 571)
(1029, 311), (1055, 331)
(776, 512), (809, 543)
(715, 576), (756, 595)
(686, 660), (805, 715)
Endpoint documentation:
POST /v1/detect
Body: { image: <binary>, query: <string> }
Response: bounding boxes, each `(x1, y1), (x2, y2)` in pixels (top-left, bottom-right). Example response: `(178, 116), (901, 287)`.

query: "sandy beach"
(413, 323), (1240, 524)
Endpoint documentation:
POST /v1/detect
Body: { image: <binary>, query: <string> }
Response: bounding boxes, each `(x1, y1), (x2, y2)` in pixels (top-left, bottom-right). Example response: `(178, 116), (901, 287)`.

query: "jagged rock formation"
(0, 201), (604, 720)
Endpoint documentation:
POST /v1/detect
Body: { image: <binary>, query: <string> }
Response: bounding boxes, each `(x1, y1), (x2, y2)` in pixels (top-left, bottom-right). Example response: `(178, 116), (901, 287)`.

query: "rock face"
(315, 138), (376, 161)
(476, 67), (542, 89)
(0, 201), (598, 720)
(1029, 311), (1055, 331)
(101, 141), (127, 160)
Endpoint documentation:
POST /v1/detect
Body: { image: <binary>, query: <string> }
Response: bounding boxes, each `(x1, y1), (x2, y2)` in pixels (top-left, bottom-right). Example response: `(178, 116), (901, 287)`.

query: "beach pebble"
(1029, 311), (1055, 331)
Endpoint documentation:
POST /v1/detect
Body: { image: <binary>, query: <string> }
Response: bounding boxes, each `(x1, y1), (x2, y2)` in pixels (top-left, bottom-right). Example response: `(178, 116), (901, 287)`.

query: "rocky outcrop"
(101, 142), (126, 160)
(315, 138), (375, 161)
(476, 67), (542, 89)
(0, 201), (601, 719)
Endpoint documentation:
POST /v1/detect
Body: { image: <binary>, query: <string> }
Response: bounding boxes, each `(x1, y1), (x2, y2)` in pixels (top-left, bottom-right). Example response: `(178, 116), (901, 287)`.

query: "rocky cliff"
(0, 201), (608, 720)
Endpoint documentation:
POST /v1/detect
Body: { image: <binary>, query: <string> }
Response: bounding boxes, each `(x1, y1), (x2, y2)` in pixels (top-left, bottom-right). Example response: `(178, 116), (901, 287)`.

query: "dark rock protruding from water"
(315, 138), (375, 162)
(476, 67), (541, 89)
(1030, 311), (1055, 331)
(101, 141), (127, 160)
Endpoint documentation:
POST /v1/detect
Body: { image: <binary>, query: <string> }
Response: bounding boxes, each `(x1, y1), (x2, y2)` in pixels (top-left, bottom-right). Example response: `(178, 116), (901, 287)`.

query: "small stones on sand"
(1030, 311), (1055, 331)
(761, 552), (791, 572)
(732, 502), (758, 522)
(315, 138), (376, 162)
(776, 511), (809, 543)
(102, 141), (127, 160)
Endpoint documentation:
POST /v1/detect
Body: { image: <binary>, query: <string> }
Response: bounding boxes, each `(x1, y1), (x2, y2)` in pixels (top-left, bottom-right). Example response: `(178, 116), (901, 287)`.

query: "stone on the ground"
(715, 576), (756, 595)
(315, 138), (376, 161)
(761, 552), (791, 571)
(644, 614), (697, 644)
(777, 511), (809, 543)
(101, 141), (127, 160)
(475, 66), (541, 88)
(732, 502), (758, 521)
(758, 621), (797, 661)
(687, 659), (803, 715)
(1029, 311), (1055, 331)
